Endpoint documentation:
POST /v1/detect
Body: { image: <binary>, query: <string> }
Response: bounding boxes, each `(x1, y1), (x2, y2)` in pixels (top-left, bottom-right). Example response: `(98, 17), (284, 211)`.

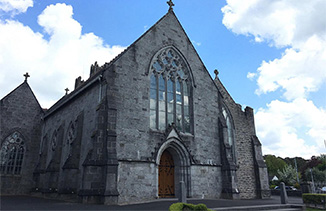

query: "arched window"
(66, 121), (76, 158)
(51, 130), (57, 151)
(149, 47), (192, 133)
(222, 106), (235, 159)
(0, 132), (25, 175)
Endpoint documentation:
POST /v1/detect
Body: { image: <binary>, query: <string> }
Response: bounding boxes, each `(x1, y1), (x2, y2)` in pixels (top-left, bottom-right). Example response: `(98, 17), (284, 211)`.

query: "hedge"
(302, 193), (326, 209)
(169, 202), (212, 211)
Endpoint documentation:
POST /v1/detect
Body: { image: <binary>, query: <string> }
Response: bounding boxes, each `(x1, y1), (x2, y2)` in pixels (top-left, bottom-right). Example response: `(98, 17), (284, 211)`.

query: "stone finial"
(23, 72), (30, 82)
(167, 0), (174, 11)
(90, 61), (99, 77)
(65, 88), (69, 95)
(214, 69), (219, 79)
(75, 76), (84, 89)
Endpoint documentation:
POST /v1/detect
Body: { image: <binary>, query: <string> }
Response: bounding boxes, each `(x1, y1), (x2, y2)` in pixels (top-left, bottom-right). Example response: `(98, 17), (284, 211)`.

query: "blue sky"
(0, 0), (325, 159)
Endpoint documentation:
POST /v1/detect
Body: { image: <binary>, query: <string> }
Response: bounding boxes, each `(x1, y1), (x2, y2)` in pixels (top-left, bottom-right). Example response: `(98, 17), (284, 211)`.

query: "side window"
(222, 106), (235, 159)
(149, 47), (192, 133)
(66, 121), (76, 158)
(0, 132), (25, 175)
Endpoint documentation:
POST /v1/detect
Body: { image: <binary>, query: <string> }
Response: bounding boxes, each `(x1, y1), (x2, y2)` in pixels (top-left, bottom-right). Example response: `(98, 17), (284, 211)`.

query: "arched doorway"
(158, 150), (175, 198)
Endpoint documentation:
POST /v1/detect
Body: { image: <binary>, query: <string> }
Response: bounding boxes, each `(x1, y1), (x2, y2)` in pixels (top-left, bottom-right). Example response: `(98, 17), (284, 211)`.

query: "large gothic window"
(222, 106), (235, 159)
(150, 47), (191, 133)
(0, 132), (25, 175)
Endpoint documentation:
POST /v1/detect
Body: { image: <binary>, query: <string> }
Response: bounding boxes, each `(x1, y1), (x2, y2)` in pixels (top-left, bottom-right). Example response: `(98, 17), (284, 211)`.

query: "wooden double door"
(158, 150), (175, 198)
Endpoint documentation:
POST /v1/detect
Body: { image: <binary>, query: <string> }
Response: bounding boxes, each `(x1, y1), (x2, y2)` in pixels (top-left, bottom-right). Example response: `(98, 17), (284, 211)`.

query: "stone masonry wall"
(40, 80), (101, 194)
(191, 165), (222, 199)
(117, 161), (157, 204)
(109, 11), (222, 202)
(214, 77), (258, 199)
(0, 82), (43, 194)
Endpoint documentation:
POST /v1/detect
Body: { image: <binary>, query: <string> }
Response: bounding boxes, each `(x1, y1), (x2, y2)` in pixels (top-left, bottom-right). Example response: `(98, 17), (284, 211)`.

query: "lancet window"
(0, 132), (25, 175)
(222, 106), (235, 158)
(150, 47), (191, 133)
(66, 121), (76, 157)
(51, 130), (57, 151)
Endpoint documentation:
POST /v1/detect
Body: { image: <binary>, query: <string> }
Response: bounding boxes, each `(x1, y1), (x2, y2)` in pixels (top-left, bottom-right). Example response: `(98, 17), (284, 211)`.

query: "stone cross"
(23, 72), (30, 82)
(167, 0), (174, 11)
(65, 88), (69, 95)
(214, 69), (219, 79)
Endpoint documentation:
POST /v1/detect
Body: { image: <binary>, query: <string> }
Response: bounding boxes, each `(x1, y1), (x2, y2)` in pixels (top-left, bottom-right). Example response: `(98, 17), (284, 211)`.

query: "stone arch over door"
(156, 136), (191, 198)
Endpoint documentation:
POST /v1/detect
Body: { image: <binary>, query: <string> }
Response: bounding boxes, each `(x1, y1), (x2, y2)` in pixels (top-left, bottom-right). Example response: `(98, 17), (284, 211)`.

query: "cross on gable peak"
(23, 72), (30, 82)
(167, 0), (174, 11)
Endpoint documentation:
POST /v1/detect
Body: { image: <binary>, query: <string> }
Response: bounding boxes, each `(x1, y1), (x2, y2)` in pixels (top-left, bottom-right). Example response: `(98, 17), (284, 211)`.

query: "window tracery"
(150, 47), (191, 133)
(0, 132), (25, 175)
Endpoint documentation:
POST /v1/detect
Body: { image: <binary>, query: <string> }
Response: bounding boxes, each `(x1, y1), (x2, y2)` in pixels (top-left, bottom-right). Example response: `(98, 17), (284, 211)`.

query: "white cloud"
(256, 99), (326, 159)
(222, 0), (326, 158)
(222, 0), (326, 48)
(255, 36), (326, 100)
(0, 0), (33, 15)
(0, 3), (125, 108)
(222, 0), (326, 100)
(247, 72), (256, 80)
(192, 40), (201, 47)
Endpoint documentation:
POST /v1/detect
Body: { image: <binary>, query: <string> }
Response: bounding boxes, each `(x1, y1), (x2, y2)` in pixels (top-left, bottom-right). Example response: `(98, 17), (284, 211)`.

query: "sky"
(0, 0), (325, 159)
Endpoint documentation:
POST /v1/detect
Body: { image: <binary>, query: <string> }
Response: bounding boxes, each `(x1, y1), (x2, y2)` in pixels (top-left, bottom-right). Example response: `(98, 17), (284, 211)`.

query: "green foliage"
(305, 167), (326, 185)
(316, 155), (326, 171)
(284, 157), (307, 172)
(194, 204), (208, 211)
(293, 182), (300, 190)
(169, 203), (184, 211)
(169, 203), (212, 211)
(302, 193), (326, 209)
(301, 155), (326, 183)
(270, 184), (277, 189)
(306, 208), (323, 211)
(264, 154), (287, 177)
(277, 165), (297, 185)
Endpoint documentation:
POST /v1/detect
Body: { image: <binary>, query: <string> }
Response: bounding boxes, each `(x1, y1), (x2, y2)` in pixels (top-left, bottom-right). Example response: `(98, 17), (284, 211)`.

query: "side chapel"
(0, 2), (270, 205)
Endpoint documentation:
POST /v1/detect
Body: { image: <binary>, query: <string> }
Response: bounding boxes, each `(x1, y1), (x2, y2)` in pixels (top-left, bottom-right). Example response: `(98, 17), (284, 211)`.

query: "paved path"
(0, 195), (304, 210)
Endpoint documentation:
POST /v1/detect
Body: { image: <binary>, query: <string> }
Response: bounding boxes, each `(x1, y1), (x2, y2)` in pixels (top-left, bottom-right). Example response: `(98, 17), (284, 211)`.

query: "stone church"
(0, 3), (270, 205)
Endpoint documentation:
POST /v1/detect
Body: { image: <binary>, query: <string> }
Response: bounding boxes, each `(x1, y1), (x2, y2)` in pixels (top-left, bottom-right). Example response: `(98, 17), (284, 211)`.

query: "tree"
(264, 154), (287, 177)
(304, 155), (326, 186)
(301, 155), (323, 182)
(277, 165), (297, 186)
(283, 157), (307, 172)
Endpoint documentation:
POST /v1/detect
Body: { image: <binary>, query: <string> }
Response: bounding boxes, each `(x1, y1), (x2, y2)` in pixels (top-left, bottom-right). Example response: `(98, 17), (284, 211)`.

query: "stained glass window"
(0, 132), (25, 175)
(149, 47), (192, 133)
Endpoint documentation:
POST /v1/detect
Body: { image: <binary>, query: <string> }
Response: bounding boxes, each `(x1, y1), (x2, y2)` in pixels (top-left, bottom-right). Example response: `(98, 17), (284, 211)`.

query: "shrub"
(270, 184), (277, 189)
(169, 202), (212, 211)
(293, 182), (300, 190)
(169, 203), (184, 211)
(302, 193), (326, 209)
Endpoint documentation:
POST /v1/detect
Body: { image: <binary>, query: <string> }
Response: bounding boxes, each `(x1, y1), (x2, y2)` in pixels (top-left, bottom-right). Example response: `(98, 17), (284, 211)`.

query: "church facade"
(0, 7), (270, 205)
